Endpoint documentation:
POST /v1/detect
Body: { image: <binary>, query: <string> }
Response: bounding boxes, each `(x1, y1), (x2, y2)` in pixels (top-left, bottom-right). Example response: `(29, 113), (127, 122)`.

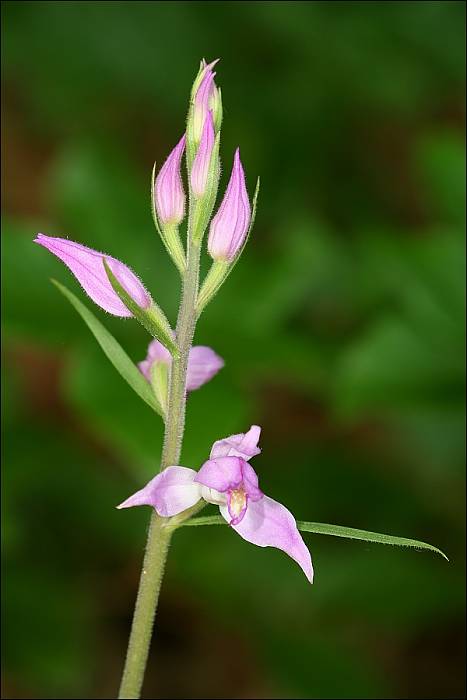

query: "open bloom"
(208, 149), (251, 261)
(34, 234), (151, 317)
(118, 426), (313, 583)
(139, 339), (224, 391)
(190, 110), (215, 198)
(154, 135), (186, 225)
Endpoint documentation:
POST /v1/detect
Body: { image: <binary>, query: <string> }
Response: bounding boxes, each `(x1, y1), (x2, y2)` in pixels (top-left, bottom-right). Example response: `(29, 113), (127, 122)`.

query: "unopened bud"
(208, 148), (251, 261)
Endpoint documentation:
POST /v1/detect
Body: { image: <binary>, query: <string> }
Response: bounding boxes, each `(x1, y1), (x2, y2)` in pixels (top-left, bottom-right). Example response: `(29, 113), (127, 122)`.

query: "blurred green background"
(2, 1), (465, 698)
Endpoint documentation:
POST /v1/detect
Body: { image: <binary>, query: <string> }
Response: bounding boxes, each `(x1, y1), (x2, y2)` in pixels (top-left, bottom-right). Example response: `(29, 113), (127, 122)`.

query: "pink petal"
(210, 425), (261, 461)
(190, 110), (215, 197)
(138, 339), (172, 381)
(154, 135), (186, 225)
(34, 234), (151, 317)
(195, 456), (243, 493)
(240, 460), (263, 501)
(117, 466), (201, 517)
(191, 60), (220, 142)
(208, 148), (251, 261)
(195, 69), (216, 109)
(186, 346), (224, 390)
(221, 495), (313, 583)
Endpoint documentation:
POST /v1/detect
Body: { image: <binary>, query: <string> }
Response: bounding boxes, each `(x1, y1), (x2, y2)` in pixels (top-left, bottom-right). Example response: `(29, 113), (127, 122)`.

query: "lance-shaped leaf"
(296, 521), (449, 559)
(51, 279), (162, 416)
(103, 258), (179, 357)
(178, 515), (448, 559)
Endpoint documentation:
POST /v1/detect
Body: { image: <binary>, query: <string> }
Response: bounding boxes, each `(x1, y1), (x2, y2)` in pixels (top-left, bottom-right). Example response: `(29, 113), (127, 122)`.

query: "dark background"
(2, 2), (465, 698)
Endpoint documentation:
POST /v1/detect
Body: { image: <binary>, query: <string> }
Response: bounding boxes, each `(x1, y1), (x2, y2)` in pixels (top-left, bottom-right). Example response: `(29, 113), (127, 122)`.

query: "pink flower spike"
(117, 466), (201, 517)
(186, 346), (225, 391)
(208, 148), (251, 261)
(190, 110), (215, 198)
(34, 234), (151, 317)
(154, 135), (186, 225)
(210, 425), (261, 461)
(138, 339), (223, 391)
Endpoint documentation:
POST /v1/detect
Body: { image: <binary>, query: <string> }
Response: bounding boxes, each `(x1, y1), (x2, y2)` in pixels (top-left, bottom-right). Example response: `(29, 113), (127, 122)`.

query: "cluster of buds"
(153, 58), (257, 275)
(35, 59), (257, 328)
(34, 58), (258, 407)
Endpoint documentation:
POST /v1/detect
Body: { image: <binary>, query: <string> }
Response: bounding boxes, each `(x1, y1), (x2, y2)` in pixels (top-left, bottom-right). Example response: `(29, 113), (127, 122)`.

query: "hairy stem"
(118, 239), (201, 699)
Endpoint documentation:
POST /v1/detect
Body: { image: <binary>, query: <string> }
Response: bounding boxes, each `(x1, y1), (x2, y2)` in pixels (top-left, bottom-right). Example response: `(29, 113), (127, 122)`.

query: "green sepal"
(51, 279), (163, 416)
(103, 259), (179, 357)
(151, 162), (186, 275)
(150, 360), (170, 417)
(212, 86), (223, 133)
(178, 514), (448, 559)
(195, 260), (229, 314)
(196, 176), (260, 315)
(186, 61), (207, 166)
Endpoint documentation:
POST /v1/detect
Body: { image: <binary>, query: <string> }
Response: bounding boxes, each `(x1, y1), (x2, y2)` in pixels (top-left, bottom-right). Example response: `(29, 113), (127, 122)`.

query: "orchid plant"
(35, 59), (447, 699)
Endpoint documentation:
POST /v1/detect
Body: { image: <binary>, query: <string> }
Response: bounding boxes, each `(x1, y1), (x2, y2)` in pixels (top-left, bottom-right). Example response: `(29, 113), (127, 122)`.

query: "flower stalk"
(118, 239), (203, 699)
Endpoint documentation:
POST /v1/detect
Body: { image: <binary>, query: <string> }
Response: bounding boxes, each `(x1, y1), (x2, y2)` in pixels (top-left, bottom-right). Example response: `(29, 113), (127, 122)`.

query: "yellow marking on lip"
(229, 487), (247, 517)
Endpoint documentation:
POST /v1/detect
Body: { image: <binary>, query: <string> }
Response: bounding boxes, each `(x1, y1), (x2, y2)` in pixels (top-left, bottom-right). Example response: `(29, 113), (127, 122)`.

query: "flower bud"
(187, 59), (220, 156)
(34, 234), (151, 317)
(139, 339), (224, 403)
(154, 135), (186, 225)
(208, 148), (251, 261)
(190, 111), (215, 198)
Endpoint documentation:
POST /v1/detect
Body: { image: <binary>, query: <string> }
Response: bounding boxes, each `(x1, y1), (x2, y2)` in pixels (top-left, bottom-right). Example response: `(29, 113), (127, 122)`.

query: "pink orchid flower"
(118, 426), (313, 583)
(138, 339), (224, 392)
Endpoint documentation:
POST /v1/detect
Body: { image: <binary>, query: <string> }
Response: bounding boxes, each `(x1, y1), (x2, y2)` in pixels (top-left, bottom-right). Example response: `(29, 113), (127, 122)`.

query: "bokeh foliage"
(2, 2), (465, 698)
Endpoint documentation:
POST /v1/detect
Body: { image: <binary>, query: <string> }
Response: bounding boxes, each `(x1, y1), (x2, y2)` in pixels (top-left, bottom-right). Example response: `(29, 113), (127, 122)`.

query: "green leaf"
(51, 279), (163, 416)
(296, 521), (448, 560)
(103, 259), (179, 357)
(180, 514), (448, 560)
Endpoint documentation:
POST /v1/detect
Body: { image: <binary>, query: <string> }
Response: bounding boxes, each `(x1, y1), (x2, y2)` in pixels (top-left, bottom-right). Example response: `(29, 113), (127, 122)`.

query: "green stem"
(118, 239), (201, 699)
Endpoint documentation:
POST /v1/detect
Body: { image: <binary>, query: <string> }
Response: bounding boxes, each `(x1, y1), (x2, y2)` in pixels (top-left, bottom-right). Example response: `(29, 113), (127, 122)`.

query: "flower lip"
(227, 487), (248, 525)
